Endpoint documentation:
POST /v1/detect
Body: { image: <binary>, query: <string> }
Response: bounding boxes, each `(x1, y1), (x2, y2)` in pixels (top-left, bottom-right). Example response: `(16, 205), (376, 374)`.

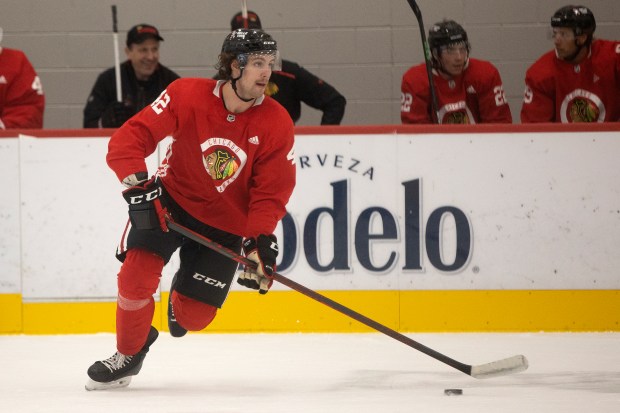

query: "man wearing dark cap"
(228, 11), (346, 125)
(83, 24), (180, 128)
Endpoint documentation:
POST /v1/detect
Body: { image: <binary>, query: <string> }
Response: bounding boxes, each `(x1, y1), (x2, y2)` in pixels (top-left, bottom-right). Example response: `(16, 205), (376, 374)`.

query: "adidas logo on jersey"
(248, 136), (259, 145)
(466, 85), (476, 94)
(0, 75), (7, 84)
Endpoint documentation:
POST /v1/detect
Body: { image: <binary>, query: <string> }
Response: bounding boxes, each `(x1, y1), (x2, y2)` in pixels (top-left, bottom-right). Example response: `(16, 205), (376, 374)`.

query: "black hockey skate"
(85, 325), (159, 391)
(168, 272), (188, 337)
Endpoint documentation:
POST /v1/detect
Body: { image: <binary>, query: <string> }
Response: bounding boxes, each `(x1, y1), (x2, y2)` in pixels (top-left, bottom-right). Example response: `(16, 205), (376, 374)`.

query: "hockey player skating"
(85, 28), (296, 391)
(521, 5), (620, 123)
(400, 19), (512, 124)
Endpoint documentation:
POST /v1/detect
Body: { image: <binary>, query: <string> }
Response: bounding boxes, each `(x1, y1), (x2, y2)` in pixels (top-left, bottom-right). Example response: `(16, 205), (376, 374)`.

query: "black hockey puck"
(444, 388), (463, 396)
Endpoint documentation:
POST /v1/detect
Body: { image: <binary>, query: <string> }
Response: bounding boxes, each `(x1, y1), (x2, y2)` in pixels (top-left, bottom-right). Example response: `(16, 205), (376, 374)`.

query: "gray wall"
(1, 0), (618, 128)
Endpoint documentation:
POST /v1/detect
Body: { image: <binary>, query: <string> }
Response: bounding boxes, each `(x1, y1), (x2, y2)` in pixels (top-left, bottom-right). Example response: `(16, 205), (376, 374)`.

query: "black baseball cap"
(230, 11), (262, 30)
(126, 24), (164, 47)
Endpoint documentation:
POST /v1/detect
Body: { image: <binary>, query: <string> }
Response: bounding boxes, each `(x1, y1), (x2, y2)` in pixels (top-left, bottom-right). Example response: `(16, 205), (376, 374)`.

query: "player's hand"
(238, 234), (278, 294)
(101, 102), (133, 127)
(122, 176), (169, 232)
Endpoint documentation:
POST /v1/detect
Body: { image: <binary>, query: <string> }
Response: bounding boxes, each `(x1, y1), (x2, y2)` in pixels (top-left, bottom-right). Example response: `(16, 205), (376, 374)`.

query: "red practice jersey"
(0, 47), (45, 129)
(521, 39), (620, 123)
(107, 79), (296, 238)
(401, 58), (512, 124)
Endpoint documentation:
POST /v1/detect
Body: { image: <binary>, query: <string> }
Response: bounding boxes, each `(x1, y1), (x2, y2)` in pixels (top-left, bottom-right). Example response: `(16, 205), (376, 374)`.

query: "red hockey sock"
(171, 290), (217, 331)
(116, 248), (164, 355)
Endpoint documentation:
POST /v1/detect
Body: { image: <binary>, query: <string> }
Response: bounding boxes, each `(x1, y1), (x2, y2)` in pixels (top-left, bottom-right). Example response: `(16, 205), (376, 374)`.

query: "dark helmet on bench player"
(551, 5), (596, 37)
(551, 5), (596, 46)
(428, 20), (470, 74)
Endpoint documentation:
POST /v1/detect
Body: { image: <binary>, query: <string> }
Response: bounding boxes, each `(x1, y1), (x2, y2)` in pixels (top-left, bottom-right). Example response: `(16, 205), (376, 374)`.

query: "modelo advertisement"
(273, 132), (620, 292)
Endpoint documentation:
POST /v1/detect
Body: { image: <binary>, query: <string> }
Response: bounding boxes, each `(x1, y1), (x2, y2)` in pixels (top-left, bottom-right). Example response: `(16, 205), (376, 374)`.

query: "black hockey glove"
(238, 234), (279, 294)
(101, 102), (133, 127)
(122, 176), (169, 232)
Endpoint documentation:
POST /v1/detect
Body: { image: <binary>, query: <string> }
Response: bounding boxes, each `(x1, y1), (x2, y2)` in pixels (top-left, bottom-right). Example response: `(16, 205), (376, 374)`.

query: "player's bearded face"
(237, 54), (276, 99)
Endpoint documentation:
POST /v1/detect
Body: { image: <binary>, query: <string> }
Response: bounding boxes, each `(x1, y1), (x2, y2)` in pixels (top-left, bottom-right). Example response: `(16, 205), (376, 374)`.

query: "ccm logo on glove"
(126, 187), (162, 204)
(122, 176), (169, 232)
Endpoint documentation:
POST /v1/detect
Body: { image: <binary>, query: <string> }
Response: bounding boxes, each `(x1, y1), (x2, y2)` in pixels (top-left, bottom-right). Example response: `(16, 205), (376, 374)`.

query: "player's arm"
(292, 64), (346, 125)
(0, 54), (44, 129)
(106, 82), (178, 183)
(520, 71), (555, 123)
(245, 118), (296, 238)
(477, 67), (512, 123)
(400, 70), (432, 124)
(238, 116), (296, 294)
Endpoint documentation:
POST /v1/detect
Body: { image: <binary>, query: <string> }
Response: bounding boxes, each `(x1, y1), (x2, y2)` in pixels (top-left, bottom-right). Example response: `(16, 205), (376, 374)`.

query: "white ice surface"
(0, 332), (619, 412)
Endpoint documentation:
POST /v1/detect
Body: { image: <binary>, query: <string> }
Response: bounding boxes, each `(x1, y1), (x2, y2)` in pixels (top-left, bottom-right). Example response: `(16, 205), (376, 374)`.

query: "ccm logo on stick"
(193, 273), (227, 289)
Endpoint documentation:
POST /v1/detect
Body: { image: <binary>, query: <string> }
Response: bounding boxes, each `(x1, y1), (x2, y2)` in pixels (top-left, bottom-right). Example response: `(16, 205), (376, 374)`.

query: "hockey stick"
(405, 0), (440, 124)
(111, 5), (122, 103)
(166, 219), (528, 379)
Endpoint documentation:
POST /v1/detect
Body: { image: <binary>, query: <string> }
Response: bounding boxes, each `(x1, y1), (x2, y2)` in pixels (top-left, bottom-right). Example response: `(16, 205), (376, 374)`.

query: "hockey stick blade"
(166, 219), (528, 379)
(470, 354), (529, 379)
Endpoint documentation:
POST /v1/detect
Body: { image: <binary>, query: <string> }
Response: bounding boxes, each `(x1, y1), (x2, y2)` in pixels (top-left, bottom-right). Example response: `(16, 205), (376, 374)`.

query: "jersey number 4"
(151, 90), (171, 114)
(32, 76), (44, 95)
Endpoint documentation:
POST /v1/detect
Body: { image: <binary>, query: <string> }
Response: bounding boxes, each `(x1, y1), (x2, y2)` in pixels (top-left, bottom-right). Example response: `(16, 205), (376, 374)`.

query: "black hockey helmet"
(222, 29), (277, 56)
(428, 20), (469, 53)
(551, 5), (596, 36)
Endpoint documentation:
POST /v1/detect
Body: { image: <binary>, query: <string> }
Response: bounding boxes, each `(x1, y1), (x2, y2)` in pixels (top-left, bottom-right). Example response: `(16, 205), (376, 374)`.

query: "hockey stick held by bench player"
(405, 0), (440, 124)
(166, 219), (528, 379)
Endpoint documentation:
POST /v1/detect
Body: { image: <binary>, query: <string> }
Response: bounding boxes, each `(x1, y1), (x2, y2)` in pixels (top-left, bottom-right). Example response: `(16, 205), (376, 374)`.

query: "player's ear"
(575, 33), (587, 46)
(231, 59), (241, 76)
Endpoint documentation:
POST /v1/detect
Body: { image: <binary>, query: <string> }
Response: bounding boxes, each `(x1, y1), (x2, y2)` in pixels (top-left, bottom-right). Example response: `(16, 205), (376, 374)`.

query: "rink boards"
(1, 124), (619, 333)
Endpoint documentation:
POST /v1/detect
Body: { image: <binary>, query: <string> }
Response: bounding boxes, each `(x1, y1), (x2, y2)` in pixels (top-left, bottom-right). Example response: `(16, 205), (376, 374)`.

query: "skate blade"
(85, 376), (132, 391)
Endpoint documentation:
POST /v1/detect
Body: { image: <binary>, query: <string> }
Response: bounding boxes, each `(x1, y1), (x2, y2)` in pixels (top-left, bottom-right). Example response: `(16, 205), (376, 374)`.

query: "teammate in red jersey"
(401, 20), (512, 124)
(85, 28), (296, 391)
(0, 31), (45, 129)
(521, 5), (620, 123)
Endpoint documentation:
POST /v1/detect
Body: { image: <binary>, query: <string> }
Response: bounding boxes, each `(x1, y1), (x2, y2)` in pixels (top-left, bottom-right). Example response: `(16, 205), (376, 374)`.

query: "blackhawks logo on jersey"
(204, 150), (239, 180)
(200, 137), (248, 193)
(438, 101), (475, 124)
(444, 111), (471, 124)
(561, 89), (605, 123)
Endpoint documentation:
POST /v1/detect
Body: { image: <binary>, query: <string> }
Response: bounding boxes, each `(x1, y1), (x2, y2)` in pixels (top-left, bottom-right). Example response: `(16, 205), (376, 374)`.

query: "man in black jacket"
(230, 11), (346, 125)
(83, 24), (180, 128)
